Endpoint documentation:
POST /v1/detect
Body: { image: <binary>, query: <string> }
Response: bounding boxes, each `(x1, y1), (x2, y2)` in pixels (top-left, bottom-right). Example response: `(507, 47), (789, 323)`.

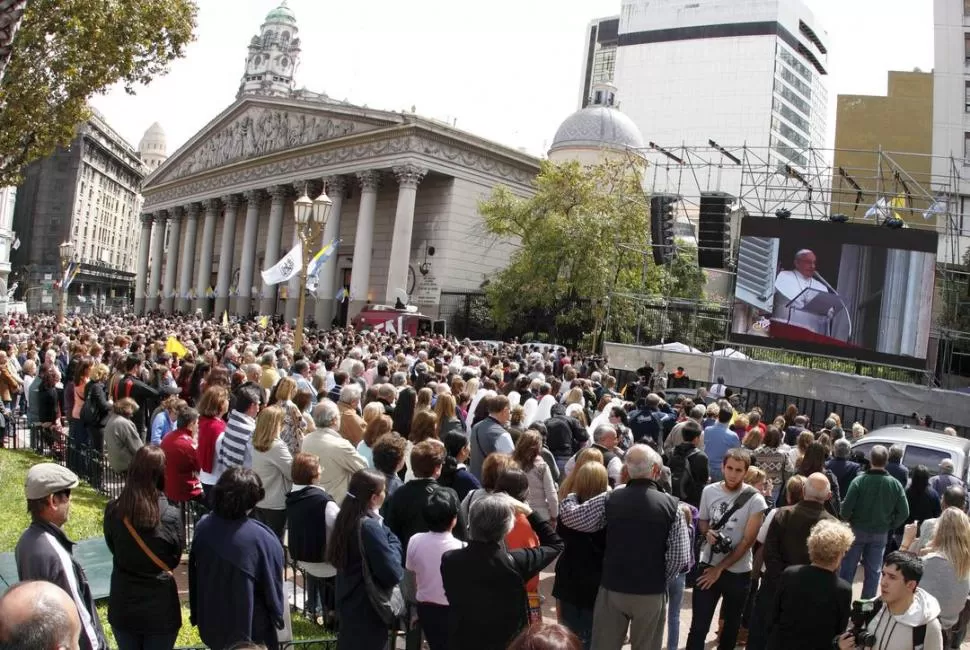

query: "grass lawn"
(1, 448), (328, 648)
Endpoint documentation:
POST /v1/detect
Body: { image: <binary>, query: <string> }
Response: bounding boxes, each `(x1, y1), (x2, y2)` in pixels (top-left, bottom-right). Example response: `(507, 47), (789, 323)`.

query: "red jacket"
(197, 415), (225, 474)
(160, 427), (202, 502)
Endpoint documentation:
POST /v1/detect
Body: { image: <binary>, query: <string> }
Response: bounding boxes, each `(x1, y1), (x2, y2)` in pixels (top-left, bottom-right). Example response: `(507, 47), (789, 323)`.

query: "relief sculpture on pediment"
(173, 108), (358, 179)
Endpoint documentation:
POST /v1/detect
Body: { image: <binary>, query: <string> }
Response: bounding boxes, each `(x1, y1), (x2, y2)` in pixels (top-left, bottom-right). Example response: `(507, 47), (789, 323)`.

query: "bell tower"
(239, 1), (301, 98)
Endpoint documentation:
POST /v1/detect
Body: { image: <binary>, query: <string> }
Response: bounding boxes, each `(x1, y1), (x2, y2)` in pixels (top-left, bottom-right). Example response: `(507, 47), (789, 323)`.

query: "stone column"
(177, 203), (200, 313)
(260, 185), (288, 316)
(194, 199), (219, 315)
(161, 207), (183, 314)
(146, 210), (167, 313)
(214, 194), (240, 318)
(134, 213), (153, 315)
(314, 175), (346, 329)
(349, 171), (381, 317)
(235, 189), (262, 317)
(385, 164), (427, 304)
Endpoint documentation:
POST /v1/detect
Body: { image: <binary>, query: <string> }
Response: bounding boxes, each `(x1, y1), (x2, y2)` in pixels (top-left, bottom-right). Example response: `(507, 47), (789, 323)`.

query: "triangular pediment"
(146, 96), (402, 187)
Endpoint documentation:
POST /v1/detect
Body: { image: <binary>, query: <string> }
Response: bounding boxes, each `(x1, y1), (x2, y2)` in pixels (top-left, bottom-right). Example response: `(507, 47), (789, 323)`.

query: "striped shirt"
(219, 410), (255, 469)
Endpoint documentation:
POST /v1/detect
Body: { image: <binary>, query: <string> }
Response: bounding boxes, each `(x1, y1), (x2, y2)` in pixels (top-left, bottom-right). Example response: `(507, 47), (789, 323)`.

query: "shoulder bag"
(122, 516), (176, 576)
(357, 518), (405, 626)
(686, 486), (757, 587)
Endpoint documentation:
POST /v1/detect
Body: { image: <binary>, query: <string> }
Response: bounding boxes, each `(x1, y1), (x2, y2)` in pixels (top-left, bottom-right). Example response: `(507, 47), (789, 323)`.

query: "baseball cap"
(25, 463), (79, 500)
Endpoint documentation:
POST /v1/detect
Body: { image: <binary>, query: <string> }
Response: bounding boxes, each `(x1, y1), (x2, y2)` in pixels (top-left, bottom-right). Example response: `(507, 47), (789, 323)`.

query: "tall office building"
(577, 16), (620, 109)
(11, 108), (145, 312)
(931, 0), (970, 265)
(612, 0), (829, 173)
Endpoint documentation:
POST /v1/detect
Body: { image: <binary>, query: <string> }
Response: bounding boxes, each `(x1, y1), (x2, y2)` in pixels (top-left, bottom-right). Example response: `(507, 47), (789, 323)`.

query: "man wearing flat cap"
(14, 462), (106, 650)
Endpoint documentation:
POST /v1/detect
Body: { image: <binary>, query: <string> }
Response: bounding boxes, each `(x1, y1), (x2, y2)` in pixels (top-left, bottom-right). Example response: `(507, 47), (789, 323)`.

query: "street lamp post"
(292, 186), (333, 350)
(58, 241), (74, 325)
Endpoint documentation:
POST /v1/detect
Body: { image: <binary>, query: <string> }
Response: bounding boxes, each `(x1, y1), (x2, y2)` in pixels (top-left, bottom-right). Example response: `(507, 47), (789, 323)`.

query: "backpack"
(669, 447), (700, 501)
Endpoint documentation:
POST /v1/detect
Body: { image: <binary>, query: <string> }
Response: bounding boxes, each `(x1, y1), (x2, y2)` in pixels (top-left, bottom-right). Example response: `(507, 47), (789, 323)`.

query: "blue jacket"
(189, 515), (285, 650)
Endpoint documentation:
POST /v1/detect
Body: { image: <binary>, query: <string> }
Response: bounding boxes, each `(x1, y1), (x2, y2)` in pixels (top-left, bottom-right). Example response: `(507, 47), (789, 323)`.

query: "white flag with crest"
(261, 242), (303, 286)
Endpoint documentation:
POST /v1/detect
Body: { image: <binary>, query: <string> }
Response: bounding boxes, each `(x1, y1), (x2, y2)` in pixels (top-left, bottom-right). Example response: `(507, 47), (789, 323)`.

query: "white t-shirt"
(699, 483), (767, 573)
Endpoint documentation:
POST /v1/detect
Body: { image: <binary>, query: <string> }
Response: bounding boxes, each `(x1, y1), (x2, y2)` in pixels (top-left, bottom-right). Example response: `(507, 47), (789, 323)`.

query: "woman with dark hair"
(776, 441), (841, 515)
(176, 362), (195, 403)
(196, 385), (229, 499)
(900, 465), (942, 539)
(607, 405), (633, 451)
(189, 468), (286, 650)
(68, 356), (93, 461)
(438, 431), (482, 501)
(327, 469), (404, 650)
(393, 387), (416, 440)
(513, 430), (559, 522)
(103, 446), (184, 650)
(188, 362), (209, 405)
(36, 363), (63, 449)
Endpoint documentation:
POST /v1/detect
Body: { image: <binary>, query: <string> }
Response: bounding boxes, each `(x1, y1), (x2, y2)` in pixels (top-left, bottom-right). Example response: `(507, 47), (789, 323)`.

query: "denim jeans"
(112, 627), (179, 650)
(839, 528), (887, 599)
(666, 573), (686, 650)
(686, 570), (750, 650)
(559, 599), (595, 650)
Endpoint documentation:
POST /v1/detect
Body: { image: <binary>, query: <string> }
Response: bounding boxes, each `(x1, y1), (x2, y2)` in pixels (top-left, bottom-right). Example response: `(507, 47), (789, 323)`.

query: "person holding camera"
(836, 552), (943, 650)
(685, 448), (766, 650)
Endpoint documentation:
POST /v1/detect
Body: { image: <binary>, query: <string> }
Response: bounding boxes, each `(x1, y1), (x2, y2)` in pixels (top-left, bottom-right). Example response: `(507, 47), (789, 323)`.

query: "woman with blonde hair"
(357, 414), (393, 468)
(415, 386), (433, 413)
(273, 376), (308, 455)
(512, 430), (559, 522)
(903, 508), (970, 636)
(558, 447), (605, 500)
(563, 388), (584, 408)
(434, 393), (463, 438)
(251, 405), (292, 541)
(553, 462), (609, 648)
(361, 401), (385, 427)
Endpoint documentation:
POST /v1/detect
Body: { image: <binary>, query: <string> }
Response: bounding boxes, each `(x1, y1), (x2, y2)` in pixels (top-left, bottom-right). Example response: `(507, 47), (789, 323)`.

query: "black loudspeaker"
(650, 194), (678, 266)
(698, 192), (733, 269)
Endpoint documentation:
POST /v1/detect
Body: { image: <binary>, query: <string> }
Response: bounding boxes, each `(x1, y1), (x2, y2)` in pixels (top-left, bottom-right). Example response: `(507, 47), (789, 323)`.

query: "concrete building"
(612, 0), (829, 174)
(577, 16), (620, 109)
(138, 123), (168, 174)
(136, 2), (539, 328)
(11, 108), (145, 313)
(832, 71), (934, 225)
(931, 0), (970, 264)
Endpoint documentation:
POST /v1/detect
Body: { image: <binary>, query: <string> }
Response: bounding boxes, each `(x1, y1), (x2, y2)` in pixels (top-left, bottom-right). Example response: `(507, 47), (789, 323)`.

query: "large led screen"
(730, 218), (938, 368)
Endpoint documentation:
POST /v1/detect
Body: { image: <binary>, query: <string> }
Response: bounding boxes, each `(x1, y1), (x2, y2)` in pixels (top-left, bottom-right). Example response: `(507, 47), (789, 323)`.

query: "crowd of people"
(0, 312), (967, 650)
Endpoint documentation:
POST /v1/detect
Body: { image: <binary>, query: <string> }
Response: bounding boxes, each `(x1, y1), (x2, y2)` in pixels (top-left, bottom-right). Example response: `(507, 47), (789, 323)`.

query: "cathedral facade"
(136, 2), (539, 326)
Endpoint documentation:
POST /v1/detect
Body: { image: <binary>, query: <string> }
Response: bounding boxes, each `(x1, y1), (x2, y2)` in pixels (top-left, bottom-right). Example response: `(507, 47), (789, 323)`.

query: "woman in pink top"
(405, 491), (465, 650)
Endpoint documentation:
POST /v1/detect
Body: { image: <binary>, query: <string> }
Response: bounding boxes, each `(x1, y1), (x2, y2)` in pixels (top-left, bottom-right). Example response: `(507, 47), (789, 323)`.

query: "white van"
(851, 425), (970, 482)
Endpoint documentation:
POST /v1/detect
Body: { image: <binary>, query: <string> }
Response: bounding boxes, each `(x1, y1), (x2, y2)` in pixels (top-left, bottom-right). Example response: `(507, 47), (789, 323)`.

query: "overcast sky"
(90, 0), (934, 159)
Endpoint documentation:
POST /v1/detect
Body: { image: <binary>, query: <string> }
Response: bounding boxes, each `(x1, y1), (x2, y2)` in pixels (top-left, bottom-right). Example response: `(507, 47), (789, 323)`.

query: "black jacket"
(113, 373), (159, 434)
(286, 485), (334, 563)
(442, 513), (563, 650)
(825, 458), (861, 502)
(83, 381), (111, 427)
(15, 519), (107, 650)
(763, 501), (834, 583)
(545, 407), (588, 461)
(553, 521), (606, 609)
(381, 478), (466, 552)
(766, 564), (852, 650)
(671, 442), (709, 507)
(103, 496), (184, 634)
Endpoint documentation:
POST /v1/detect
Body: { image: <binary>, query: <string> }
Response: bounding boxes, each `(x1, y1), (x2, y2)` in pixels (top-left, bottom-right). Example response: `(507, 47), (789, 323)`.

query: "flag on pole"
(222, 311), (229, 327)
(11, 237), (20, 250)
(889, 193), (906, 220)
(205, 286), (214, 298)
(306, 239), (340, 282)
(864, 197), (889, 220)
(257, 315), (269, 329)
(261, 241), (303, 286)
(165, 336), (188, 358)
(924, 197), (947, 220)
(336, 287), (348, 302)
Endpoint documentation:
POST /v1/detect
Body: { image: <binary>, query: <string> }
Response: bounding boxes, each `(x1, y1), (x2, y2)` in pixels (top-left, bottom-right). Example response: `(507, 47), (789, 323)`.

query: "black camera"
(849, 598), (880, 648)
(710, 530), (733, 555)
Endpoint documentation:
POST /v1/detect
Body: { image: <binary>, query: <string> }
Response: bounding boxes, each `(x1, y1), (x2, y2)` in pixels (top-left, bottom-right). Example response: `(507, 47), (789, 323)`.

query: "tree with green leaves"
(0, 0), (197, 186)
(478, 158), (709, 348)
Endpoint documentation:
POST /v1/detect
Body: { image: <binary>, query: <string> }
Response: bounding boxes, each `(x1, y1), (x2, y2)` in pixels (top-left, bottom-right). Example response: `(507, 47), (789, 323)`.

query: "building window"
(965, 33), (970, 63)
(966, 81), (970, 112)
(964, 132), (970, 163)
(965, 0), (970, 15)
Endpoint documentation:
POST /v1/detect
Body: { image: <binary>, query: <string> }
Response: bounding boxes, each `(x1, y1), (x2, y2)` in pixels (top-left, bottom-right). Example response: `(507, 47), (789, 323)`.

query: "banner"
(261, 241), (302, 286)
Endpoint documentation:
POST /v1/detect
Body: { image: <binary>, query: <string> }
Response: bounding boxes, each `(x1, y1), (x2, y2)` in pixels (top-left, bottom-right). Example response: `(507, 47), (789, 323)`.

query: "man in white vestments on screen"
(772, 249), (833, 335)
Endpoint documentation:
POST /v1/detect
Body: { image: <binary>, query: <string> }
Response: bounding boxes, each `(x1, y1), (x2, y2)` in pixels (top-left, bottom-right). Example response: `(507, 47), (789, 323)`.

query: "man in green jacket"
(839, 445), (909, 598)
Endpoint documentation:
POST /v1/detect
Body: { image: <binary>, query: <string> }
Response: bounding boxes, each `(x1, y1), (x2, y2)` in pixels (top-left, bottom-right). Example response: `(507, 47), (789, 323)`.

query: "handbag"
(122, 516), (176, 576)
(357, 519), (405, 626)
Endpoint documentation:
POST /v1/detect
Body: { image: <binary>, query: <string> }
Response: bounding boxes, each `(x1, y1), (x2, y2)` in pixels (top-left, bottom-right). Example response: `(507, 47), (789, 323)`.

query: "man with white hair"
(337, 383), (366, 447)
(772, 248), (834, 335)
(559, 444), (690, 650)
(929, 458), (964, 496)
(301, 400), (366, 504)
(564, 424), (622, 486)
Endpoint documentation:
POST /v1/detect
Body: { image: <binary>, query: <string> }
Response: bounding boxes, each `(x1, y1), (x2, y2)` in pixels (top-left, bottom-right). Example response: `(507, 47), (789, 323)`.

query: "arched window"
(281, 31), (290, 45)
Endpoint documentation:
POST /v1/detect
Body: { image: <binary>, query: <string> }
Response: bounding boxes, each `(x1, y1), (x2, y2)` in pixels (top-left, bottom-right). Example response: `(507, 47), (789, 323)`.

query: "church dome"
(550, 105), (644, 154)
(265, 1), (296, 25)
(138, 122), (166, 155)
